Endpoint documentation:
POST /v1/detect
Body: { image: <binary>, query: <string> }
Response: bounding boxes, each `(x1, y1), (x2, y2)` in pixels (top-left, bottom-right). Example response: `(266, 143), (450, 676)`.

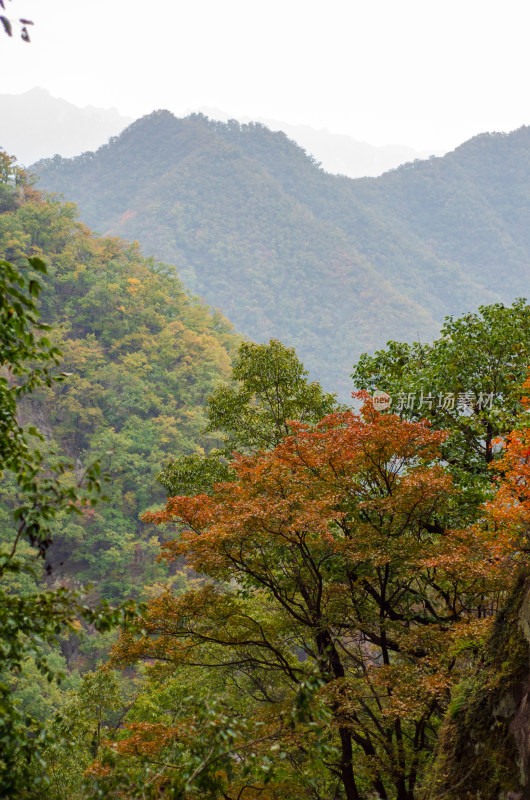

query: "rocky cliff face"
(427, 572), (530, 800)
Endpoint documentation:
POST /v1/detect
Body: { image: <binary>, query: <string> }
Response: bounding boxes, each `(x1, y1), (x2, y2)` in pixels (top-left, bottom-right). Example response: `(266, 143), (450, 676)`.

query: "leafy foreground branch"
(86, 672), (335, 800)
(0, 255), (137, 796)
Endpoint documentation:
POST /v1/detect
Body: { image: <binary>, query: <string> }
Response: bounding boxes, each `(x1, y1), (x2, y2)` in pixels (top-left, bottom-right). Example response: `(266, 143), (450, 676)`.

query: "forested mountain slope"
(0, 165), (238, 609)
(33, 112), (530, 395)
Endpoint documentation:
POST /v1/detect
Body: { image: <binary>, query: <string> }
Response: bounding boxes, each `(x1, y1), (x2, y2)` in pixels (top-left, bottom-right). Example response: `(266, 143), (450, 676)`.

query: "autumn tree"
(353, 299), (530, 522)
(110, 399), (512, 800)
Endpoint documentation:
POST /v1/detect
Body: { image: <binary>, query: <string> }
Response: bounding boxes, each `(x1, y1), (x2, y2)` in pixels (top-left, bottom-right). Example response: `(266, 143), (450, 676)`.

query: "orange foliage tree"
(110, 399), (513, 800)
(485, 376), (530, 543)
(421, 377), (530, 800)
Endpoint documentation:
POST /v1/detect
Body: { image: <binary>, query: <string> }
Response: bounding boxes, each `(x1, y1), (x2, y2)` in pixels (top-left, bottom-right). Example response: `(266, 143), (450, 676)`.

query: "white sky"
(2, 0), (530, 151)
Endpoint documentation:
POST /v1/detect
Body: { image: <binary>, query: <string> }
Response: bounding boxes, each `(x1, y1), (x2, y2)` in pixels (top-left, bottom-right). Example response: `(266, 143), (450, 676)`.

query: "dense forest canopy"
(2, 107), (530, 799)
(0, 155), (240, 611)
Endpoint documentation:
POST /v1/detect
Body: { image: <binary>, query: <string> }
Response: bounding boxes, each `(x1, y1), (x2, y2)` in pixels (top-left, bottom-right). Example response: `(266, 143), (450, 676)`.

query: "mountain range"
(33, 111), (530, 396)
(0, 88), (134, 166)
(1, 88), (434, 178)
(197, 106), (437, 177)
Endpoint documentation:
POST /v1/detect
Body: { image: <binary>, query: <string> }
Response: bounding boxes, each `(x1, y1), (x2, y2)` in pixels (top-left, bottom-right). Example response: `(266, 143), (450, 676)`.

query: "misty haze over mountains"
(0, 88), (134, 166)
(0, 88), (437, 178)
(197, 106), (440, 177)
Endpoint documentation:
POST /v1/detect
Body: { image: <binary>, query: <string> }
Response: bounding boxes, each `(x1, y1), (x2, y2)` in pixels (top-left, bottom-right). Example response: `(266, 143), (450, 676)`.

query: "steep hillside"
(33, 112), (530, 394)
(0, 162), (238, 605)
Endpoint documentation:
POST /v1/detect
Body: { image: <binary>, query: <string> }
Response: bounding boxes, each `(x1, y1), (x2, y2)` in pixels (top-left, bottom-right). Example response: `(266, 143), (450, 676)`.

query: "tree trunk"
(315, 630), (362, 800)
(339, 726), (361, 800)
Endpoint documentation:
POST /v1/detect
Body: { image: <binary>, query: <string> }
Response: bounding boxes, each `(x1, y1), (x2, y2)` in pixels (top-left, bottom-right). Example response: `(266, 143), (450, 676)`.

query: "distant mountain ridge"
(33, 111), (530, 395)
(261, 120), (436, 177)
(0, 87), (436, 178)
(197, 106), (439, 177)
(0, 87), (133, 166)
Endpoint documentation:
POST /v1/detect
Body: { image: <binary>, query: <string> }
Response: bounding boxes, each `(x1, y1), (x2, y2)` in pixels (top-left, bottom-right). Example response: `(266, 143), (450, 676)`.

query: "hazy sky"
(2, 0), (530, 151)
